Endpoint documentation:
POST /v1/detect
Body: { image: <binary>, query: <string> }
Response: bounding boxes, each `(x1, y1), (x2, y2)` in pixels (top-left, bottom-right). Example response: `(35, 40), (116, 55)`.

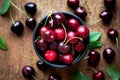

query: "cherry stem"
(82, 56), (89, 61)
(116, 37), (119, 50)
(64, 37), (83, 45)
(23, 55), (40, 61)
(34, 36), (41, 43)
(44, 13), (51, 26)
(87, 19), (102, 25)
(90, 67), (97, 73)
(62, 23), (67, 44)
(32, 75), (38, 80)
(10, 1), (29, 18)
(9, 7), (15, 24)
(84, 0), (90, 10)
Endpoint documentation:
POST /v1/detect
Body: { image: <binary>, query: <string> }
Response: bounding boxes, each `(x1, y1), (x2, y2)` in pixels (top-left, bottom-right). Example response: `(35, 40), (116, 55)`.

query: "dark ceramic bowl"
(33, 12), (89, 68)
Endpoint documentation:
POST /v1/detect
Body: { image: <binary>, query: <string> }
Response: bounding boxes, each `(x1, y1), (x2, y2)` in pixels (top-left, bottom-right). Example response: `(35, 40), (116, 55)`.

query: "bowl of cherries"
(33, 12), (89, 68)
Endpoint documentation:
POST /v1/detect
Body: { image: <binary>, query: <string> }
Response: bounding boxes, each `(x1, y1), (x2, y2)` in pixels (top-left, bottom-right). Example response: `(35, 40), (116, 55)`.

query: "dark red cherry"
(67, 18), (80, 31)
(67, 0), (79, 9)
(57, 42), (71, 54)
(76, 25), (89, 39)
(47, 19), (54, 29)
(104, 0), (116, 10)
(103, 48), (115, 61)
(43, 30), (56, 43)
(36, 37), (47, 52)
(67, 31), (78, 44)
(74, 6), (87, 20)
(93, 70), (105, 80)
(25, 17), (36, 29)
(25, 2), (37, 15)
(88, 50), (100, 65)
(49, 41), (58, 51)
(74, 41), (85, 52)
(99, 10), (113, 23)
(54, 28), (65, 41)
(60, 53), (74, 64)
(53, 13), (66, 27)
(39, 26), (49, 35)
(44, 50), (58, 62)
(107, 28), (118, 42)
(22, 66), (35, 79)
(11, 21), (24, 35)
(49, 74), (62, 80)
(36, 60), (48, 71)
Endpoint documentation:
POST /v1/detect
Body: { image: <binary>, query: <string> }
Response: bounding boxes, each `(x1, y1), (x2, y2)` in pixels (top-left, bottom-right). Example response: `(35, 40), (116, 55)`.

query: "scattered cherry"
(99, 10), (113, 23)
(36, 60), (48, 71)
(74, 6), (87, 20)
(67, 0), (79, 9)
(48, 73), (62, 80)
(25, 2), (37, 15)
(25, 17), (36, 29)
(103, 48), (115, 61)
(104, 0), (116, 10)
(22, 65), (35, 79)
(11, 21), (24, 35)
(93, 70), (105, 80)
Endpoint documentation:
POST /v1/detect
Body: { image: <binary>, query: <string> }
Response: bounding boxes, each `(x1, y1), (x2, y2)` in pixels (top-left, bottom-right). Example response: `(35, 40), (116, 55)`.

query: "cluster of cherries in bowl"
(33, 12), (89, 67)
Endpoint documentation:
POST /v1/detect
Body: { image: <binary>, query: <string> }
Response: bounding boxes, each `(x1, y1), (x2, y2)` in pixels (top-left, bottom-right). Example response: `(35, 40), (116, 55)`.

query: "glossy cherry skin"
(43, 30), (56, 43)
(25, 17), (36, 29)
(36, 37), (47, 52)
(74, 6), (87, 20)
(103, 48), (115, 61)
(67, 18), (80, 31)
(67, 31), (78, 44)
(107, 28), (118, 42)
(67, 0), (79, 9)
(49, 74), (62, 80)
(93, 71), (105, 80)
(25, 2), (37, 15)
(60, 53), (74, 64)
(99, 10), (113, 23)
(74, 41), (85, 52)
(54, 28), (65, 41)
(36, 60), (48, 71)
(53, 13), (66, 27)
(39, 26), (49, 35)
(44, 50), (58, 62)
(22, 66), (35, 79)
(47, 19), (54, 29)
(57, 42), (71, 54)
(76, 25), (89, 39)
(88, 50), (100, 65)
(104, 0), (116, 10)
(11, 21), (24, 35)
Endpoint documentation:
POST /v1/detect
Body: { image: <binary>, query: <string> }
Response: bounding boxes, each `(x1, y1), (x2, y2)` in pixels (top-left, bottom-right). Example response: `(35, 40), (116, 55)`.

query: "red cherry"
(67, 31), (78, 44)
(67, 0), (79, 9)
(39, 26), (49, 35)
(93, 71), (105, 80)
(67, 18), (80, 31)
(60, 53), (74, 64)
(76, 25), (89, 39)
(54, 28), (65, 41)
(44, 50), (58, 62)
(74, 41), (85, 52)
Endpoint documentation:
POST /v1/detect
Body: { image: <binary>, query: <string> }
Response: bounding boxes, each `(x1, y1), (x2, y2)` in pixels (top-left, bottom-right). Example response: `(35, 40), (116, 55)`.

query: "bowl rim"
(33, 11), (89, 68)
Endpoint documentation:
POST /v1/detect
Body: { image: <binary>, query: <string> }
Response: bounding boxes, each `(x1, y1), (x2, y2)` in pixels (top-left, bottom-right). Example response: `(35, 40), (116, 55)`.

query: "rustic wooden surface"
(0, 0), (120, 80)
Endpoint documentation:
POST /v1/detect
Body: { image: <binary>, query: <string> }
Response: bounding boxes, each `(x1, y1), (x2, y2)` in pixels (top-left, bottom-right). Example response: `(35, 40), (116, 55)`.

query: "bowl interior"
(33, 12), (89, 68)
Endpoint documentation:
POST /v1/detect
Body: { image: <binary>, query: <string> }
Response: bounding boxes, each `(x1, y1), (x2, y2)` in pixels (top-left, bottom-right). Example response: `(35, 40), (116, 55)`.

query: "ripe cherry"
(74, 41), (85, 52)
(99, 10), (113, 23)
(49, 41), (58, 51)
(103, 48), (115, 61)
(67, 18), (80, 31)
(47, 19), (54, 29)
(49, 73), (62, 80)
(104, 0), (116, 10)
(36, 60), (48, 71)
(76, 25), (89, 39)
(25, 17), (36, 29)
(74, 6), (87, 20)
(93, 70), (105, 80)
(11, 21), (24, 35)
(22, 66), (35, 79)
(44, 50), (58, 62)
(25, 2), (37, 15)
(39, 26), (49, 35)
(67, 0), (79, 9)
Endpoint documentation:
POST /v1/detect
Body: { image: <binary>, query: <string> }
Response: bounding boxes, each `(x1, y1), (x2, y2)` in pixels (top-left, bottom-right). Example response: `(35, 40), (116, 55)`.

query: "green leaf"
(90, 32), (102, 42)
(0, 0), (11, 15)
(0, 36), (8, 50)
(89, 41), (103, 50)
(107, 65), (120, 80)
(72, 71), (90, 80)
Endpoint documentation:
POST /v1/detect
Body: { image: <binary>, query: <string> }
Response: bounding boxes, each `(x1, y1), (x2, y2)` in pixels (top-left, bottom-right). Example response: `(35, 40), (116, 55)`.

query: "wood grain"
(0, 0), (120, 80)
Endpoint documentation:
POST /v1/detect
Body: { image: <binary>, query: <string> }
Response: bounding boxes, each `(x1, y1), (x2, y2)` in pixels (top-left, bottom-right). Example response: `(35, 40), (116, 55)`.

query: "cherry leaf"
(89, 41), (103, 50)
(0, 0), (11, 15)
(90, 32), (102, 42)
(0, 36), (8, 50)
(72, 70), (90, 80)
(107, 65), (120, 80)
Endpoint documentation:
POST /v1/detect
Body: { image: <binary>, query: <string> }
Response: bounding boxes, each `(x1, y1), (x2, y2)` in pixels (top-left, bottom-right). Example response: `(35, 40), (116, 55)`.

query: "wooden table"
(0, 0), (120, 80)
